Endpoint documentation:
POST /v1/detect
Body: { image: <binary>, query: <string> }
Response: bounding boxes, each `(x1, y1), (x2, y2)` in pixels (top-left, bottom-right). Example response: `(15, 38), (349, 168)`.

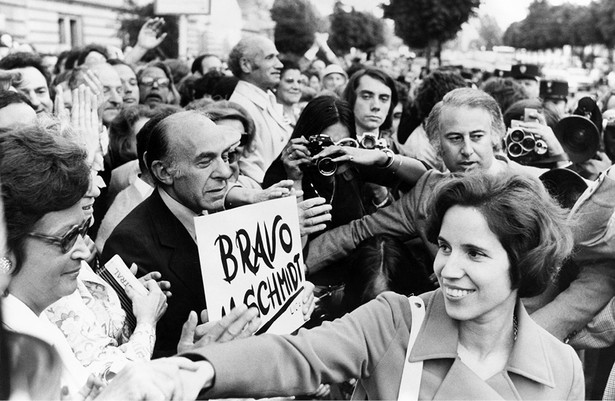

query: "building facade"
(0, 0), (274, 59)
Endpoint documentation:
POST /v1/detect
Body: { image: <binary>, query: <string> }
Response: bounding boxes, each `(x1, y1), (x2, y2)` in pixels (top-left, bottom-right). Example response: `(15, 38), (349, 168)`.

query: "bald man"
(227, 35), (291, 188)
(102, 111), (241, 356)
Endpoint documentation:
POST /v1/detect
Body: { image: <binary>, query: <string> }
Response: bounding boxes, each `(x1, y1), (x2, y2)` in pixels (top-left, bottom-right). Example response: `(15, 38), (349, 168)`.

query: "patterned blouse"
(45, 262), (155, 382)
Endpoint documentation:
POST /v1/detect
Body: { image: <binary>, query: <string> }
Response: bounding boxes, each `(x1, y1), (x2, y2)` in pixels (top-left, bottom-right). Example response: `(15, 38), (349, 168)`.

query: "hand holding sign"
(297, 197), (332, 237)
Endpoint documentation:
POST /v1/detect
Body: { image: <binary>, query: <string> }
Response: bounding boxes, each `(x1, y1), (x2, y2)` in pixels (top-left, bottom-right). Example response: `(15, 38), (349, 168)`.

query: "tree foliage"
(118, 1), (179, 59)
(382, 0), (480, 68)
(271, 0), (321, 57)
(476, 14), (503, 50)
(502, 0), (608, 50)
(328, 2), (385, 55)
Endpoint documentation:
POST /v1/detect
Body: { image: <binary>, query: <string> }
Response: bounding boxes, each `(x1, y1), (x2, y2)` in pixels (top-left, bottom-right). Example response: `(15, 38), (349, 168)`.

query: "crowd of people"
(1, 14), (615, 400)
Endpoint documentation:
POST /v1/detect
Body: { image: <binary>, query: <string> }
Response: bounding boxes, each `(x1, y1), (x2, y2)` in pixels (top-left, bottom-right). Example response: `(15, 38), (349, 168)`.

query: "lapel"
(235, 81), (288, 132)
(147, 190), (205, 304)
(411, 290), (556, 399)
(432, 359), (506, 400)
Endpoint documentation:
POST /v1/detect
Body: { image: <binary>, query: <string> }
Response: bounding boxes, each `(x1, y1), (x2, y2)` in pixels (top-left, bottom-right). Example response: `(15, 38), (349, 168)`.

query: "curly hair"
(426, 172), (573, 298)
(0, 120), (90, 272)
(480, 77), (529, 116)
(414, 70), (468, 122)
(425, 87), (505, 155)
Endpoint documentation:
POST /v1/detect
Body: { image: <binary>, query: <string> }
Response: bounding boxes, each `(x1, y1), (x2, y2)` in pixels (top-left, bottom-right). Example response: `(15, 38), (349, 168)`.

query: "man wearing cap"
(493, 68), (511, 78)
(540, 79), (569, 116)
(321, 64), (348, 93)
(511, 63), (541, 99)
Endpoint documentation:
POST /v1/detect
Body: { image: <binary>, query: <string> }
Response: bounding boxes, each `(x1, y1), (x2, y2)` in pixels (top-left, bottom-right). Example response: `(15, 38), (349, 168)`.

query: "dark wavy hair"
(0, 52), (51, 86)
(107, 104), (163, 169)
(342, 67), (398, 131)
(0, 120), (90, 272)
(414, 70), (468, 122)
(481, 77), (529, 116)
(76, 43), (108, 66)
(426, 172), (573, 298)
(292, 95), (356, 141)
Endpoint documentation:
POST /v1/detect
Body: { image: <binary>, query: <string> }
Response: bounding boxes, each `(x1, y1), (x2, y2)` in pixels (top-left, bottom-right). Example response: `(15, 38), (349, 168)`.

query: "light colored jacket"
(190, 290), (584, 400)
(230, 80), (291, 187)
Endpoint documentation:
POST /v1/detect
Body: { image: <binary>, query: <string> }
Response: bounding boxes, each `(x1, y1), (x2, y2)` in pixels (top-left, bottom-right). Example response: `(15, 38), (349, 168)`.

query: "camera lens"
(521, 136), (536, 151)
(510, 129), (525, 143)
(565, 129), (590, 153)
(361, 136), (376, 149)
(508, 142), (524, 158)
(317, 157), (337, 176)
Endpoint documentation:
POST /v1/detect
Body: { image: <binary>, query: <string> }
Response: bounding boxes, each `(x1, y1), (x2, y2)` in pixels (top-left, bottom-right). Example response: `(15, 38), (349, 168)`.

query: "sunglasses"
(140, 76), (170, 87)
(28, 217), (91, 253)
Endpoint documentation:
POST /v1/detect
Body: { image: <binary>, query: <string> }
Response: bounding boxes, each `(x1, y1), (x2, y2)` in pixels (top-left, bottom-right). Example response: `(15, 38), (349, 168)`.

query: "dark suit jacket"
(101, 188), (206, 357)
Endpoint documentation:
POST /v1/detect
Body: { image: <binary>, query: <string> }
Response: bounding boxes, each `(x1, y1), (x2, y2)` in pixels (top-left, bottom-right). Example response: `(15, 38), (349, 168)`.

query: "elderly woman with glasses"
(0, 119), (169, 396)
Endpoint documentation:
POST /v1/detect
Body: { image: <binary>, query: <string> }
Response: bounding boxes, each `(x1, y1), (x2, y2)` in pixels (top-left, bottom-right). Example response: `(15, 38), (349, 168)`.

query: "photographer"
(264, 96), (426, 231)
(503, 99), (569, 169)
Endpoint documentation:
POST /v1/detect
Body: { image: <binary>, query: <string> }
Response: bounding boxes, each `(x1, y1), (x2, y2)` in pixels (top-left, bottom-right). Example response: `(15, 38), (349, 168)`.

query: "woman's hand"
(249, 179), (294, 203)
(128, 279), (168, 326)
(315, 145), (389, 167)
(177, 305), (261, 353)
(281, 137), (311, 180)
(297, 196), (332, 237)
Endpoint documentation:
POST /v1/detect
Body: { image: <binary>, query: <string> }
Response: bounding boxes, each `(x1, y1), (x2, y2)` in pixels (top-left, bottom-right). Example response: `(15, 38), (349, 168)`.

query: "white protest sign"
(195, 196), (306, 335)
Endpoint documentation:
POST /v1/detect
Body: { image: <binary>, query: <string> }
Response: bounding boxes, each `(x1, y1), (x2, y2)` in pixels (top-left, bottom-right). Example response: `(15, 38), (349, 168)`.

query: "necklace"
(513, 314), (518, 341)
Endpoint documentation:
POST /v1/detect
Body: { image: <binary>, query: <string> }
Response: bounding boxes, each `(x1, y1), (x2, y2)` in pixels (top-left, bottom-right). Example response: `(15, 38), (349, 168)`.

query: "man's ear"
(239, 56), (252, 75)
(150, 160), (174, 186)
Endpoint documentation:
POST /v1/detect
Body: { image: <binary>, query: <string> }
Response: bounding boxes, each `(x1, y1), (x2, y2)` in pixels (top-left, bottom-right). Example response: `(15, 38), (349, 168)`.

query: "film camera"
(359, 133), (388, 150)
(306, 134), (338, 176)
(505, 108), (548, 164)
(554, 97), (601, 164)
(306, 133), (388, 176)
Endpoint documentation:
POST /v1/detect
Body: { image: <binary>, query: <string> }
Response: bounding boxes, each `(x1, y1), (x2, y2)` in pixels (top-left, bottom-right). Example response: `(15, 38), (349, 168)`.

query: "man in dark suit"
(102, 110), (241, 356)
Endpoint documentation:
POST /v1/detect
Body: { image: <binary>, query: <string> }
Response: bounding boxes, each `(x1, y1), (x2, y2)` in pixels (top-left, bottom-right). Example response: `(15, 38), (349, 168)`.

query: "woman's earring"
(0, 257), (12, 274)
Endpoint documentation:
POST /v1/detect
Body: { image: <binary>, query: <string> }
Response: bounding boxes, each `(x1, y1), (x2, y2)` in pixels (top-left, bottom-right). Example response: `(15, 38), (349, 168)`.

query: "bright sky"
(314, 0), (594, 31)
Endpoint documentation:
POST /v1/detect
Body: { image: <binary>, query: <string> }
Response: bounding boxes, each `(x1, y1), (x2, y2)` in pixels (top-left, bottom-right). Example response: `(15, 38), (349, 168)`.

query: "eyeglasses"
(140, 76), (170, 87)
(27, 217), (91, 253)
